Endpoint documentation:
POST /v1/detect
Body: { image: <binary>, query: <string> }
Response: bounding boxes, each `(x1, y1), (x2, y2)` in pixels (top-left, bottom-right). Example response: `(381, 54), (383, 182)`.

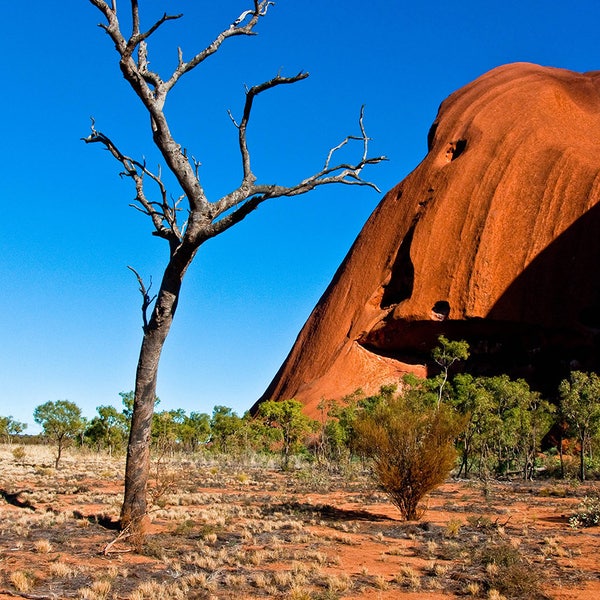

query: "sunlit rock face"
(255, 63), (600, 416)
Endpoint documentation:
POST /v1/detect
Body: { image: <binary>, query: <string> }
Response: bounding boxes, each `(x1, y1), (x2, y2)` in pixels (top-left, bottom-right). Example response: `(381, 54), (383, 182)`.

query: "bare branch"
(209, 104), (386, 238)
(127, 266), (157, 333)
(126, 12), (183, 57)
(162, 1), (274, 93)
(229, 71), (310, 188)
(82, 119), (183, 247)
(88, 0), (127, 54)
(191, 157), (202, 181)
(227, 109), (240, 129)
(131, 0), (140, 37)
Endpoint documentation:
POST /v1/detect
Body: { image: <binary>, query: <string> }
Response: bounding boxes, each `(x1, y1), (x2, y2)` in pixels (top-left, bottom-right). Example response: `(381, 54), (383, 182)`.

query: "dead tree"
(84, 0), (386, 530)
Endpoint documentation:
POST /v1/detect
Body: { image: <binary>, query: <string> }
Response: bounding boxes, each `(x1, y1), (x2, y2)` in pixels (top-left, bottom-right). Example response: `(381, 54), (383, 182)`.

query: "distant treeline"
(3, 338), (600, 480)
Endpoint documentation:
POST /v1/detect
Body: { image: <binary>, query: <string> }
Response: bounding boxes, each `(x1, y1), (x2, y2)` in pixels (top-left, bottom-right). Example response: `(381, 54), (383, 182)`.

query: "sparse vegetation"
(0, 443), (596, 599)
(570, 492), (600, 528)
(5, 335), (600, 598)
(33, 400), (85, 468)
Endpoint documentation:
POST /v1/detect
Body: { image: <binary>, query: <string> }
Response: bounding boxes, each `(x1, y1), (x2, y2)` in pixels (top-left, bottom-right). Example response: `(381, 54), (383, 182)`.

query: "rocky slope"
(256, 63), (600, 415)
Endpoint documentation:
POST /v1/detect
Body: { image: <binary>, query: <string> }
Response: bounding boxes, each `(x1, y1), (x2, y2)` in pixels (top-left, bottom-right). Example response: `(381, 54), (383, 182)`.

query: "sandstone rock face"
(257, 63), (600, 415)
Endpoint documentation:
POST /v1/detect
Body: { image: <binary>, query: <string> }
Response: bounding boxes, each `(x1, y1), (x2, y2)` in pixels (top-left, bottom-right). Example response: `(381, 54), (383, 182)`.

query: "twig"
(127, 266), (157, 332)
(102, 521), (133, 555)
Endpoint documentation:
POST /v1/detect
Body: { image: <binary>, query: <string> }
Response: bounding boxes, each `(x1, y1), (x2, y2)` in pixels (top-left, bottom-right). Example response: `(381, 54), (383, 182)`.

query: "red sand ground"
(1, 446), (599, 599)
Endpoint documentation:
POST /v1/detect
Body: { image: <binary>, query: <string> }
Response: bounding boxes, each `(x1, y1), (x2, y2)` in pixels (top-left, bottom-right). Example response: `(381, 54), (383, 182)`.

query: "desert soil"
(0, 445), (599, 599)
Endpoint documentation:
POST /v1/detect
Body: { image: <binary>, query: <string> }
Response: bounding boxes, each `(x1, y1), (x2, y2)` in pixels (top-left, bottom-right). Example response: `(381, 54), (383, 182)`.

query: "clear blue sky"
(1, 1), (598, 432)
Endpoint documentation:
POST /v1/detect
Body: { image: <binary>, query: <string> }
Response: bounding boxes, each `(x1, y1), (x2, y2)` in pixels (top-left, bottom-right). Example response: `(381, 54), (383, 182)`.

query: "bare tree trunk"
(55, 437), (63, 469)
(120, 332), (163, 528)
(85, 0), (385, 534)
(579, 431), (587, 482)
(120, 250), (195, 528)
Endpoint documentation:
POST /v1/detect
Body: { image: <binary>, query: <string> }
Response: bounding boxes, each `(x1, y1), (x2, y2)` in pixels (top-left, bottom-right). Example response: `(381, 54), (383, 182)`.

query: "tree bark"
(579, 431), (586, 482)
(120, 247), (196, 528)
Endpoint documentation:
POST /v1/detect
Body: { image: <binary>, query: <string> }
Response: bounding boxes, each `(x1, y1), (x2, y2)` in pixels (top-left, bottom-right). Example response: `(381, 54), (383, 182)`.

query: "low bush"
(354, 395), (460, 520)
(570, 493), (600, 528)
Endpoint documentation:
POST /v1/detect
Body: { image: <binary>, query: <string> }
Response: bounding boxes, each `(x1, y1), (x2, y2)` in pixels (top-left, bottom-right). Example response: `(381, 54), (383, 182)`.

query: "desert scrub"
(33, 538), (53, 553)
(393, 565), (421, 590)
(570, 493), (600, 528)
(353, 392), (460, 521)
(444, 518), (463, 537)
(12, 445), (26, 462)
(475, 541), (545, 599)
(325, 572), (353, 593)
(48, 560), (78, 578)
(78, 579), (112, 600)
(10, 571), (32, 593)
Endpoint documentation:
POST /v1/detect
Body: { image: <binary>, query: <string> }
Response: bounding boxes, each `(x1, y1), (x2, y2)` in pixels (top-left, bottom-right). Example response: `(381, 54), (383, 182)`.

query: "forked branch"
(229, 71), (310, 184)
(82, 119), (183, 248)
(209, 104), (387, 238)
(86, 0), (386, 247)
(127, 266), (157, 333)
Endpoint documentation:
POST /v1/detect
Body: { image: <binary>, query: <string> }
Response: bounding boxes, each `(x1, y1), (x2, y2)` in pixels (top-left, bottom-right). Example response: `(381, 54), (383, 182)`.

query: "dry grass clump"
(393, 564), (421, 590)
(78, 579), (112, 600)
(48, 560), (78, 578)
(477, 542), (545, 599)
(325, 572), (353, 594)
(286, 586), (313, 600)
(10, 570), (32, 592)
(33, 537), (53, 553)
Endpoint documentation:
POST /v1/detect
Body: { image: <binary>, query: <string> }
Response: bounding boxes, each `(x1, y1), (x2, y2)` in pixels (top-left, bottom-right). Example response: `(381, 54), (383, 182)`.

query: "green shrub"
(570, 494), (600, 528)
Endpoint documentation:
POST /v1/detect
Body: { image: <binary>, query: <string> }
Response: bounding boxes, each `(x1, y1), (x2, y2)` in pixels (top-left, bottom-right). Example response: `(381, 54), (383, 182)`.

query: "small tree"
(178, 411), (211, 452)
(152, 408), (186, 454)
(85, 405), (129, 454)
(210, 406), (243, 454)
(450, 373), (495, 478)
(0, 415), (27, 445)
(451, 374), (553, 479)
(431, 335), (469, 406)
(33, 400), (85, 468)
(354, 389), (460, 520)
(559, 371), (600, 481)
(258, 399), (315, 469)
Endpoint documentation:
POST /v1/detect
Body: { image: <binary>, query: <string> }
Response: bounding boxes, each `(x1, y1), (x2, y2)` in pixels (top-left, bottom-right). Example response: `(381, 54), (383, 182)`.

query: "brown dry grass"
(0, 444), (599, 599)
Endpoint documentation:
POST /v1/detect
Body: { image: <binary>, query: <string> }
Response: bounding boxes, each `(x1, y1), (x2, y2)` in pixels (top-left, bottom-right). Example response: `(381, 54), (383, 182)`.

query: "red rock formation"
(256, 63), (600, 416)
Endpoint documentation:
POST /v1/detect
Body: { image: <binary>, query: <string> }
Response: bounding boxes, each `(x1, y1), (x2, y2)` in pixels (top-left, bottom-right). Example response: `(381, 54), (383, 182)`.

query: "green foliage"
(85, 405), (129, 454)
(450, 374), (554, 479)
(258, 399), (316, 469)
(33, 400), (85, 467)
(431, 335), (470, 405)
(178, 411), (211, 452)
(570, 493), (600, 528)
(152, 408), (187, 454)
(354, 388), (461, 520)
(559, 371), (600, 481)
(0, 415), (27, 444)
(210, 405), (243, 453)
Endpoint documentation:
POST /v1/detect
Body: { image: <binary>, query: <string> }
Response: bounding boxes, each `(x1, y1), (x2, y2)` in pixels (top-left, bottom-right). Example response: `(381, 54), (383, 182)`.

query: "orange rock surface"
(257, 63), (600, 416)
